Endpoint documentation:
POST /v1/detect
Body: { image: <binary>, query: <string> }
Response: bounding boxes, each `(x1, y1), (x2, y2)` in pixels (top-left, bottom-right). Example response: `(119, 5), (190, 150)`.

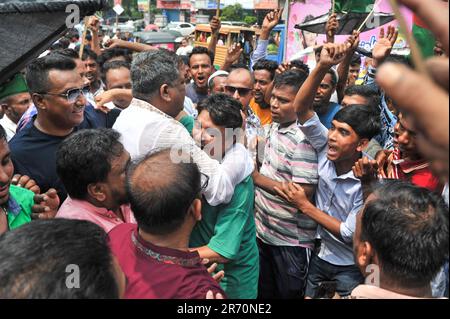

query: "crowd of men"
(0, 0), (448, 299)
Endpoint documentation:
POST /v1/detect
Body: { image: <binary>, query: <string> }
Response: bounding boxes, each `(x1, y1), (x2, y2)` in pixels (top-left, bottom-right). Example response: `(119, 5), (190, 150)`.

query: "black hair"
(0, 219), (119, 298)
(344, 85), (381, 114)
(56, 129), (124, 200)
(326, 69), (338, 87)
(131, 49), (180, 100)
(180, 55), (190, 67)
(197, 93), (243, 129)
(101, 60), (131, 85)
(350, 53), (362, 66)
(0, 125), (6, 142)
(290, 59), (310, 77)
(48, 48), (80, 60)
(362, 180), (449, 286)
(98, 48), (133, 72)
(81, 48), (98, 62)
(25, 55), (77, 93)
(126, 149), (201, 236)
(253, 59), (279, 81)
(273, 69), (308, 92)
(229, 63), (250, 72)
(66, 28), (80, 40)
(188, 46), (215, 67)
(333, 104), (381, 140)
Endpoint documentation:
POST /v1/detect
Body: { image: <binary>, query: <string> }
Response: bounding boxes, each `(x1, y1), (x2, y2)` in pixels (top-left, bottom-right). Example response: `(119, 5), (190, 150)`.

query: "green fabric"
(333, 0), (374, 13)
(190, 176), (259, 299)
(413, 24), (436, 59)
(7, 185), (34, 230)
(179, 115), (194, 135)
(0, 74), (29, 100)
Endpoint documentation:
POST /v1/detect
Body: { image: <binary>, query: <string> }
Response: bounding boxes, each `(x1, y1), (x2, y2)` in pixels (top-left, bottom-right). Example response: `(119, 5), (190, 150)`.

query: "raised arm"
(208, 16), (221, 58)
(294, 42), (351, 124)
(105, 38), (157, 52)
(251, 9), (283, 67)
(325, 13), (339, 44)
(336, 31), (360, 103)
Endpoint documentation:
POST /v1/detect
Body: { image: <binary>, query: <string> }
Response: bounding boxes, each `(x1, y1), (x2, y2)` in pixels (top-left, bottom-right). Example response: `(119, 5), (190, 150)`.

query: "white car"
(164, 22), (195, 37)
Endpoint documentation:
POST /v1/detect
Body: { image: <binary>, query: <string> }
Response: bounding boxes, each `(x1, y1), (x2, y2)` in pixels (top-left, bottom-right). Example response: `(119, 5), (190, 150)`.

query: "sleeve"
(297, 113), (329, 157)
(250, 39), (269, 69)
(339, 192), (364, 244)
(154, 124), (254, 206)
(290, 139), (319, 185)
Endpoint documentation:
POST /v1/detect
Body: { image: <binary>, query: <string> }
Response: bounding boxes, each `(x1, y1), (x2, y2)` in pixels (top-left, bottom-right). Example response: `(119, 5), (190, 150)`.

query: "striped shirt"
(255, 122), (319, 248)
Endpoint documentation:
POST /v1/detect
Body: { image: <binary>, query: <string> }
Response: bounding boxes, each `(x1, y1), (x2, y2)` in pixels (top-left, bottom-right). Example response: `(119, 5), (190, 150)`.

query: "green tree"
(221, 3), (245, 21)
(244, 16), (257, 25)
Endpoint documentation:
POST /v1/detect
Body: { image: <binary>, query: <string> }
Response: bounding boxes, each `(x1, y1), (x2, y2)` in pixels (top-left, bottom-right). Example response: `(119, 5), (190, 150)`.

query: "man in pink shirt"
(56, 128), (135, 233)
(108, 148), (225, 299)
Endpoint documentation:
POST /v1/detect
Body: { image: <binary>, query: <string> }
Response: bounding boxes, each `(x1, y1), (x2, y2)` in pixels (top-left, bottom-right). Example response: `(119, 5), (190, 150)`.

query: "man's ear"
(0, 103), (8, 114)
(356, 241), (374, 271)
(357, 138), (370, 152)
(32, 93), (46, 110)
(87, 183), (107, 202)
(189, 198), (202, 222)
(160, 84), (171, 102)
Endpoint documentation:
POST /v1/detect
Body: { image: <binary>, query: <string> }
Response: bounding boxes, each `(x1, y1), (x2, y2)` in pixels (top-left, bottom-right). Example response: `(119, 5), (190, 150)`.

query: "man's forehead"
(227, 70), (252, 87)
(48, 69), (83, 90)
(189, 54), (211, 65)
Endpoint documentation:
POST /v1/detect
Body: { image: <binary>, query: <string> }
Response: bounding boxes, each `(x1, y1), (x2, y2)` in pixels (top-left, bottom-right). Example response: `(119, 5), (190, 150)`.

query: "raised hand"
(319, 42), (351, 68)
(325, 13), (339, 42)
(210, 16), (221, 35)
(225, 43), (243, 65)
(372, 26), (398, 67)
(262, 8), (284, 32)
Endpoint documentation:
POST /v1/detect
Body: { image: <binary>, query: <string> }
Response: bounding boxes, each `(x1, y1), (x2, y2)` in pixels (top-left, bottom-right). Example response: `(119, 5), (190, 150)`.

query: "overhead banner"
(254, 0), (278, 10)
(286, 0), (413, 62)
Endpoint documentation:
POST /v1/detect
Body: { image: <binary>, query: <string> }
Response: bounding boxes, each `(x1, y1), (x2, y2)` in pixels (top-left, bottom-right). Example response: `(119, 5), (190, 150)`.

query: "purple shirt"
(108, 224), (226, 299)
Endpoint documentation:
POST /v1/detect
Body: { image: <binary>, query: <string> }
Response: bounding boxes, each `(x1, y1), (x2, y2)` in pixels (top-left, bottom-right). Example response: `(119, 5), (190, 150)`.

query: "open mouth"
(327, 144), (339, 156)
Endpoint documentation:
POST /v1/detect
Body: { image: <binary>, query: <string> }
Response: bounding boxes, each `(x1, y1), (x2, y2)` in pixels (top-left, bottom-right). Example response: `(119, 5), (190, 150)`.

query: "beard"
(313, 101), (331, 116)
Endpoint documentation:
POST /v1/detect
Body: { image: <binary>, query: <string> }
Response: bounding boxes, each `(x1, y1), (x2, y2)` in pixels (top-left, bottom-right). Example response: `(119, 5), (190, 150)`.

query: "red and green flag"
(412, 15), (436, 58)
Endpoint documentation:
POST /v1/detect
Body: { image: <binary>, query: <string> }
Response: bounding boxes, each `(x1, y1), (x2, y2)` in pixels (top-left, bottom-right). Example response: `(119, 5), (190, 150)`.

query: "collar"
(130, 98), (174, 120)
(131, 229), (201, 268)
(273, 122), (298, 135)
(392, 149), (430, 174)
(68, 197), (128, 221)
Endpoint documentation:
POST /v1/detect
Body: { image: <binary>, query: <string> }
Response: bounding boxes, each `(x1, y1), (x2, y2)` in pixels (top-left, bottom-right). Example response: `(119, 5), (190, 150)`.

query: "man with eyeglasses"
(9, 54), (98, 203)
(224, 67), (263, 160)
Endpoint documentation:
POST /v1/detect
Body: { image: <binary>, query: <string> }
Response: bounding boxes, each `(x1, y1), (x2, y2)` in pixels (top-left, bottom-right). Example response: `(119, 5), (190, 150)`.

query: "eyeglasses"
(38, 85), (90, 103)
(225, 85), (252, 96)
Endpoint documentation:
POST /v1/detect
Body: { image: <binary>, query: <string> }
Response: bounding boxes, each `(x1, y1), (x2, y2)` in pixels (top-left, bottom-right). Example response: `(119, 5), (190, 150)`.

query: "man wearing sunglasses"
(9, 54), (94, 204)
(224, 67), (263, 160)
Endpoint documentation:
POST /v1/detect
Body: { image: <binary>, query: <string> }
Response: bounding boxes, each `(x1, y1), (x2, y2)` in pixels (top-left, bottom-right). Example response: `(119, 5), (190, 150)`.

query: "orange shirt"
(249, 98), (272, 126)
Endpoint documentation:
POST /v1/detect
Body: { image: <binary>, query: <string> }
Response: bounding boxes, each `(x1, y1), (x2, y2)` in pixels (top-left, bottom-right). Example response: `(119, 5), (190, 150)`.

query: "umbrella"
(0, 0), (108, 85)
(295, 11), (395, 35)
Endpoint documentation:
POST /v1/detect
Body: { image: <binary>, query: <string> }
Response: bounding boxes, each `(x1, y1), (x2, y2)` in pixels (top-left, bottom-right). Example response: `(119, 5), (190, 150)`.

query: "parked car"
(164, 22), (195, 37)
(134, 31), (183, 51)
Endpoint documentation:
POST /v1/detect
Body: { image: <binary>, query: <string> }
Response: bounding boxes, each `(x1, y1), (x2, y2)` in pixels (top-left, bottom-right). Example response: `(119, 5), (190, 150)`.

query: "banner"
(254, 0), (278, 10)
(286, 0), (413, 62)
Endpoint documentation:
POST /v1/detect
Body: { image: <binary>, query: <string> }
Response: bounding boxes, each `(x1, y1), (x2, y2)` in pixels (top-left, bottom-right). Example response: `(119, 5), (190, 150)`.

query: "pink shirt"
(56, 197), (136, 233)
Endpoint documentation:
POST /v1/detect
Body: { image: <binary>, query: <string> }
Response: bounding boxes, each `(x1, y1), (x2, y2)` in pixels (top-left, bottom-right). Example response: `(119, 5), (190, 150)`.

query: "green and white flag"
(333, 0), (375, 14)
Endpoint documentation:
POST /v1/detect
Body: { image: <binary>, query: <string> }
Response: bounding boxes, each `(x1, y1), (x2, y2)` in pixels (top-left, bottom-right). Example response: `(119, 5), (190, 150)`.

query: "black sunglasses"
(38, 85), (90, 103)
(225, 85), (252, 96)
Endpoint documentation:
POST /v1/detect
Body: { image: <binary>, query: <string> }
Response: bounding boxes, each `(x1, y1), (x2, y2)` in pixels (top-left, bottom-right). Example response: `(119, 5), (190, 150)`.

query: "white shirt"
(0, 115), (17, 141)
(113, 98), (254, 206)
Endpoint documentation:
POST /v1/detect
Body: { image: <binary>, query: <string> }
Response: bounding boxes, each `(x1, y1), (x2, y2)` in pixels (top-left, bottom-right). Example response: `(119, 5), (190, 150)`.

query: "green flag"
(333, 0), (375, 13)
(412, 15), (436, 58)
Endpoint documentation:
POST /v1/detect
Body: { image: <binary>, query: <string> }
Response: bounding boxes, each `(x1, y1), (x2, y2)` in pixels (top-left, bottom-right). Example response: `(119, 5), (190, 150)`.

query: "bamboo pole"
(216, 0), (221, 17)
(79, 16), (90, 58)
(356, 6), (376, 33)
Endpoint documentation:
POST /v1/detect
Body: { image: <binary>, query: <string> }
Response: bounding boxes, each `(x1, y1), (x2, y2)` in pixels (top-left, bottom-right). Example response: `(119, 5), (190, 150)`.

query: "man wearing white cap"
(208, 70), (229, 95)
